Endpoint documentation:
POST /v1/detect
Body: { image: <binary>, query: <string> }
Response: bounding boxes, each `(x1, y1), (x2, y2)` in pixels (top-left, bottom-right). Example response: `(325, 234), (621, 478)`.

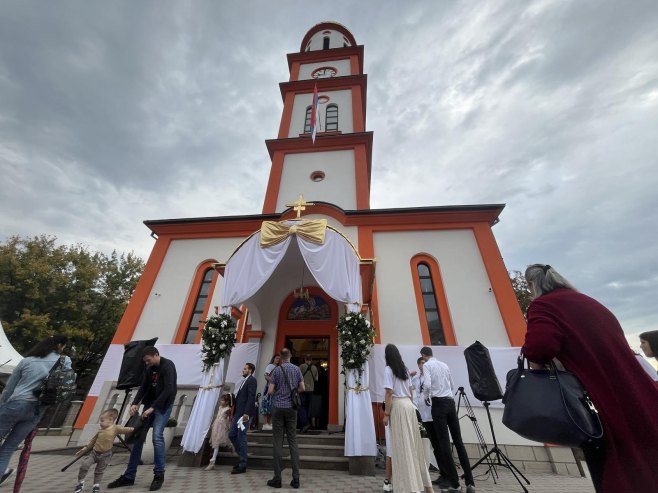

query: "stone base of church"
(348, 456), (375, 476)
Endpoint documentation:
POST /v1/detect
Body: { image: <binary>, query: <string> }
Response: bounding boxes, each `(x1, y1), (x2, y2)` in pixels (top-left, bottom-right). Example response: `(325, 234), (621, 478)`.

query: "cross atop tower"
(286, 194), (315, 219)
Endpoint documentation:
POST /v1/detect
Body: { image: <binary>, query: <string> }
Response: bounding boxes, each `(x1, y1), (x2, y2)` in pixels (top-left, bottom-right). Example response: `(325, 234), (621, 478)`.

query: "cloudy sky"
(1, 1), (657, 344)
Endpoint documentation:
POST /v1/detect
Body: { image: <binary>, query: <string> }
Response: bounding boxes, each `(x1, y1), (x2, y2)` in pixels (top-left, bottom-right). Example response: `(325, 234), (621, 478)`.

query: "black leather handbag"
(502, 354), (603, 448)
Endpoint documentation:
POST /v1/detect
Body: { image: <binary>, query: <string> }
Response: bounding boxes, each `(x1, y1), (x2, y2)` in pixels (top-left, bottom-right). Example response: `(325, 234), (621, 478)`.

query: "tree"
(0, 235), (144, 393)
(509, 270), (532, 316)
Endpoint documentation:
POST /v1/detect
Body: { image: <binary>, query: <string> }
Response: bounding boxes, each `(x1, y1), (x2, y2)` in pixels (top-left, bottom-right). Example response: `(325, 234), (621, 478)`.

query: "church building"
(76, 21), (527, 445)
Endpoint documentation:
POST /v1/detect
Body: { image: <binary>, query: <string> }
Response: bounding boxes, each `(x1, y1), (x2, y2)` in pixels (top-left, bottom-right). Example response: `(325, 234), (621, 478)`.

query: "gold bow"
(260, 219), (327, 248)
(347, 385), (369, 393)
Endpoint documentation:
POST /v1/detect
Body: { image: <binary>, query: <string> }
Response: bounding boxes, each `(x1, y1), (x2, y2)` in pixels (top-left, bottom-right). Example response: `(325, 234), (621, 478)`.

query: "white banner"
(88, 343), (260, 396)
(369, 345), (520, 408)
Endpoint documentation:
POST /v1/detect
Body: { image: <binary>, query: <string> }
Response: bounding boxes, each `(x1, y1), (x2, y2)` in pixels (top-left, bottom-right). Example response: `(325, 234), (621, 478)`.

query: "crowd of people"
(2, 264), (658, 493)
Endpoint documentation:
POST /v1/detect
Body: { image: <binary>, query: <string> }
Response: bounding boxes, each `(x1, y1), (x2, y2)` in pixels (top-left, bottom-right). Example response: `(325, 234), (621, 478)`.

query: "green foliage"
(200, 314), (237, 372)
(0, 235), (144, 393)
(337, 312), (376, 385)
(509, 270), (532, 316)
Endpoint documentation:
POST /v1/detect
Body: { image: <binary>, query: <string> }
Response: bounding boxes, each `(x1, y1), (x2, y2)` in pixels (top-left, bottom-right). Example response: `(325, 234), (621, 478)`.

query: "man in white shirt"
(421, 346), (475, 493)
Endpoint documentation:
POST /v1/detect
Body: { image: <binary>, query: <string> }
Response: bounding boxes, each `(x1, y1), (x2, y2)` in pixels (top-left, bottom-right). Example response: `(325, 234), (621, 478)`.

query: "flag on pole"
(310, 82), (319, 143)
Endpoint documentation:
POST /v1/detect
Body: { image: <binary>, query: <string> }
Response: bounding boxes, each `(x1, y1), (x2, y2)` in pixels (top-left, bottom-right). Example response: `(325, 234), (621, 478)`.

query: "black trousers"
(423, 420), (446, 478)
(431, 397), (474, 487)
(582, 438), (606, 493)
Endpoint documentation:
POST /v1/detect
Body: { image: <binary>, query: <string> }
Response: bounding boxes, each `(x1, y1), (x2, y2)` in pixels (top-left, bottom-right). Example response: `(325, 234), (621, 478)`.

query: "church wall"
(373, 229), (511, 347)
(288, 89), (353, 137)
(298, 59), (352, 80)
(275, 150), (357, 212)
(131, 237), (247, 343)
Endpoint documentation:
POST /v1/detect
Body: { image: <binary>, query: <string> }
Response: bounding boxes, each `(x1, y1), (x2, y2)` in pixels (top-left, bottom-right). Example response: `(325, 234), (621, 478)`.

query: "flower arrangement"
(337, 311), (376, 385)
(200, 313), (237, 372)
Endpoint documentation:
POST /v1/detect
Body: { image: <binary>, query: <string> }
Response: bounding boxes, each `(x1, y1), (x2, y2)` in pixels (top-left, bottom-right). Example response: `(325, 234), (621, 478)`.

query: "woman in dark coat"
(522, 264), (658, 493)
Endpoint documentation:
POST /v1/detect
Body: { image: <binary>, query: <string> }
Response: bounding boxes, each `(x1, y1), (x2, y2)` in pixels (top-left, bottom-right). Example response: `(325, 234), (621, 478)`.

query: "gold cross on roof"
(286, 194), (315, 219)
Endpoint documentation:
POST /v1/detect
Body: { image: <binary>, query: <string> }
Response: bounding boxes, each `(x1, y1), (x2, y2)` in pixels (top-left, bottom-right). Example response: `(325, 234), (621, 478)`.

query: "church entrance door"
(275, 287), (339, 427)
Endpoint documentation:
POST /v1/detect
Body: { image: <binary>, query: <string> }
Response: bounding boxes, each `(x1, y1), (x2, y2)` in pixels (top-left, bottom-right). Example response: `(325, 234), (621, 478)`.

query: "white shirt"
(423, 357), (455, 399)
(411, 373), (433, 422)
(383, 366), (412, 398)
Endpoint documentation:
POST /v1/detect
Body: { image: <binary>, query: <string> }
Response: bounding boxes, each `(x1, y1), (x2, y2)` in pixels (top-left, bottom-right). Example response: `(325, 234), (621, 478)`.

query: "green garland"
(201, 314), (237, 372)
(337, 311), (376, 385)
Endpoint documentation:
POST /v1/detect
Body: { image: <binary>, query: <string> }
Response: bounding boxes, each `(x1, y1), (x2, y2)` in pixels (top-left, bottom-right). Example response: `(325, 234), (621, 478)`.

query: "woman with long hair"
(260, 353), (280, 430)
(639, 330), (658, 362)
(522, 264), (658, 492)
(0, 334), (72, 486)
(382, 344), (432, 493)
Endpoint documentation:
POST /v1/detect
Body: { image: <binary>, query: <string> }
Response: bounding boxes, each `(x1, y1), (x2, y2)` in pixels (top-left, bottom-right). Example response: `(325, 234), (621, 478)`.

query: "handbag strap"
(550, 360), (604, 440)
(519, 352), (603, 441)
(278, 365), (293, 391)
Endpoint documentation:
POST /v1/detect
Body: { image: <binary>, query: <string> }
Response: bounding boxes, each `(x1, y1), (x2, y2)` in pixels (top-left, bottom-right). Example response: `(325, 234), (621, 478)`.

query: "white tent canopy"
(0, 321), (23, 375)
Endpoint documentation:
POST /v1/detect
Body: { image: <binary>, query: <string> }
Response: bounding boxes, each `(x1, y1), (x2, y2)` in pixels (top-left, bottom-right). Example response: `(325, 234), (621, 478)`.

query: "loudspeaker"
(116, 338), (158, 390)
(464, 340), (503, 402)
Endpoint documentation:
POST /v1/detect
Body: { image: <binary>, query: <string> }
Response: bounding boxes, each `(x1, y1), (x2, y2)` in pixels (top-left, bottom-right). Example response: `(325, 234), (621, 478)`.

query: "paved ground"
(6, 446), (595, 493)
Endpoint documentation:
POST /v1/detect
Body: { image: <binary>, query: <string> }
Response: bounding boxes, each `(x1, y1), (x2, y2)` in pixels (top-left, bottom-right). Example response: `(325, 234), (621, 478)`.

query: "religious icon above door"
(286, 295), (331, 320)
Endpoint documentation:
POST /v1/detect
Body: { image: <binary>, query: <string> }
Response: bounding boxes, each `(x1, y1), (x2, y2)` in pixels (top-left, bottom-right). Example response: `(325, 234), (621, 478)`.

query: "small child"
(206, 393), (234, 470)
(74, 408), (135, 493)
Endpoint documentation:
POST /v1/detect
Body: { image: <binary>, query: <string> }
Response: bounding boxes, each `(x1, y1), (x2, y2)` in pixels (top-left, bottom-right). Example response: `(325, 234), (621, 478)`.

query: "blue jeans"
(228, 414), (249, 467)
(0, 399), (41, 475)
(124, 405), (172, 479)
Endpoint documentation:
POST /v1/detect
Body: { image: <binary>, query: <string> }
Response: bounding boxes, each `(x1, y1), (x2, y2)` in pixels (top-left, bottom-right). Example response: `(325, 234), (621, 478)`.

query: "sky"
(1, 1), (657, 347)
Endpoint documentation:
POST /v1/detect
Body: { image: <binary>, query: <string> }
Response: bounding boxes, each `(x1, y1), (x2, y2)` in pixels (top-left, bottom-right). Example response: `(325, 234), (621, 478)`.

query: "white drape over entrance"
(219, 223), (361, 313)
(345, 363), (378, 456)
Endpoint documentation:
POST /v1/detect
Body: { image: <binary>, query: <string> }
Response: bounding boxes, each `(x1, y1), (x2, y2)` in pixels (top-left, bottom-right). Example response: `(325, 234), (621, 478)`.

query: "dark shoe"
(0, 468), (14, 487)
(290, 478), (300, 489)
(149, 474), (164, 491)
(231, 465), (247, 474)
(266, 478), (282, 488)
(433, 476), (450, 488)
(301, 424), (311, 433)
(107, 476), (134, 489)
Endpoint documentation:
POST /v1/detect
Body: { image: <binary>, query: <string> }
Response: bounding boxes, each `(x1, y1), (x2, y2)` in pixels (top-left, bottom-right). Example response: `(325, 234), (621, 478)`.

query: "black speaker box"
(464, 340), (503, 402)
(116, 338), (158, 390)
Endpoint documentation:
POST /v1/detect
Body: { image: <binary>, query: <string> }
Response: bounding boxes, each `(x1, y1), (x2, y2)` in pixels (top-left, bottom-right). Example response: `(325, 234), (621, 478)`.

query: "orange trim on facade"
(246, 330), (265, 340)
(472, 224), (526, 345)
(74, 395), (98, 430)
(290, 61), (300, 82)
(275, 288), (339, 425)
(354, 145), (370, 209)
(357, 225), (381, 343)
(111, 238), (171, 344)
(172, 261), (218, 344)
(277, 92), (296, 139)
(410, 254), (457, 346)
(262, 151), (285, 214)
(352, 83), (365, 133)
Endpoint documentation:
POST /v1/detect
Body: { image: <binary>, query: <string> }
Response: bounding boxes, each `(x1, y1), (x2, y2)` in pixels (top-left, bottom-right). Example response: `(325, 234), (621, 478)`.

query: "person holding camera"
(267, 348), (304, 489)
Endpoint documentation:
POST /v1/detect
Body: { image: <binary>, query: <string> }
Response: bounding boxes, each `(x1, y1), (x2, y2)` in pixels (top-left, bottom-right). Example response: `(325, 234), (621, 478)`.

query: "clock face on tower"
(311, 66), (338, 79)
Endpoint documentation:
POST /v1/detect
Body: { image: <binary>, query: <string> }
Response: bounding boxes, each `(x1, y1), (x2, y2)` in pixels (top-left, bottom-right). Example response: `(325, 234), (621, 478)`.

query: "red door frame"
(275, 287), (339, 426)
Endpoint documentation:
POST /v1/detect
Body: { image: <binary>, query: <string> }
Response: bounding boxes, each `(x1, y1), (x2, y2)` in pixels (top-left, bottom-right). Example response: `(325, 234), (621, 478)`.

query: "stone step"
(247, 431), (345, 447)
(247, 442), (345, 457)
(217, 452), (349, 471)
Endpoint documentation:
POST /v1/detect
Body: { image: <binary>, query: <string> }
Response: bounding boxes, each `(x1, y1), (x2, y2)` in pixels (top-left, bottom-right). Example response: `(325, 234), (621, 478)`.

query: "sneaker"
(433, 476), (450, 488)
(382, 479), (393, 492)
(0, 469), (14, 487)
(204, 463), (215, 471)
(444, 487), (462, 493)
(466, 485), (476, 493)
(75, 482), (85, 493)
(262, 423), (272, 431)
(107, 475), (134, 489)
(290, 478), (300, 489)
(92, 485), (101, 493)
(149, 474), (164, 491)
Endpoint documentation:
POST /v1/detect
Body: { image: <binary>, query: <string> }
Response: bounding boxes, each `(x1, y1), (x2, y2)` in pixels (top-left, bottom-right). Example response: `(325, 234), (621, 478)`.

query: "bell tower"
(262, 22), (373, 214)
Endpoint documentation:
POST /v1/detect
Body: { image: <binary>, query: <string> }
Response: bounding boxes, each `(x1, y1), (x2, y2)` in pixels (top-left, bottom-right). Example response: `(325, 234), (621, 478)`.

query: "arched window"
(325, 104), (338, 131)
(411, 255), (456, 346)
(304, 105), (312, 133)
(174, 262), (218, 344)
(323, 36), (330, 50)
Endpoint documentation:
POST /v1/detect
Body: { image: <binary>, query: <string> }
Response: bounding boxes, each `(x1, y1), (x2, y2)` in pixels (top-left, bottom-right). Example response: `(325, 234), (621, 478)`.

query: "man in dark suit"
(229, 363), (257, 474)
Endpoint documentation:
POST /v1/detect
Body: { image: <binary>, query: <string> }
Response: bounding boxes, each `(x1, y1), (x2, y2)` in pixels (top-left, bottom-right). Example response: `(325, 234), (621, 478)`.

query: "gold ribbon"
(347, 386), (369, 393)
(260, 219), (327, 248)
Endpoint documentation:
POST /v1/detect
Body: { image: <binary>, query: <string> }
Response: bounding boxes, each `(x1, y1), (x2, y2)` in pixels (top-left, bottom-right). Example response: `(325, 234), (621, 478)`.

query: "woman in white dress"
(382, 344), (432, 493)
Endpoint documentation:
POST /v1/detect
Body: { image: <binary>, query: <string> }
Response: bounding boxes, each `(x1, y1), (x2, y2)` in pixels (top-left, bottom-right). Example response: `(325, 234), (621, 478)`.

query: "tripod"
(455, 387), (496, 477)
(470, 401), (530, 493)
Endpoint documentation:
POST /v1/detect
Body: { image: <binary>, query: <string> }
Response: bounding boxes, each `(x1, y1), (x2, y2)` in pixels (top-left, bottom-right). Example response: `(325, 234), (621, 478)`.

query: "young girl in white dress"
(206, 393), (234, 470)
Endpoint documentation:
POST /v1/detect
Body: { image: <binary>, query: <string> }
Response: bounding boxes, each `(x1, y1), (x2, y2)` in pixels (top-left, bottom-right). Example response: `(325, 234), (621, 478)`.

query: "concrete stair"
(218, 430), (348, 471)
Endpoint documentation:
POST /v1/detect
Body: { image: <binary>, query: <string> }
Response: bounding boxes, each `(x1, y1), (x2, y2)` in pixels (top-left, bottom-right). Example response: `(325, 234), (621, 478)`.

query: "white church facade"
(75, 22), (537, 456)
